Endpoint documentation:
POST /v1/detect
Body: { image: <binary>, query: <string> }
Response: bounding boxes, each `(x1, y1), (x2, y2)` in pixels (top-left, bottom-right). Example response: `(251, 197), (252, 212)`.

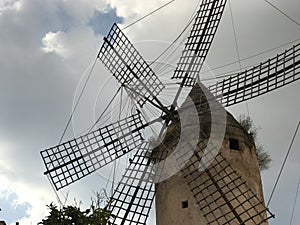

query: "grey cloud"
(0, 0), (93, 190)
(0, 0), (117, 195)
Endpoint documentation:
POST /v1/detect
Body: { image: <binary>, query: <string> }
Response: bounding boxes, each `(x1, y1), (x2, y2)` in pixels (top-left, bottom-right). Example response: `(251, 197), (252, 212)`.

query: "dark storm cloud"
(0, 0), (103, 190)
(0, 2), (120, 207)
(0, 0), (114, 142)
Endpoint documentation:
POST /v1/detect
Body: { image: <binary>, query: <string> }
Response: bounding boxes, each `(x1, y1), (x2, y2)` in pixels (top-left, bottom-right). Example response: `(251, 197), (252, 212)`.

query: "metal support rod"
(267, 121), (300, 207)
(123, 85), (172, 117)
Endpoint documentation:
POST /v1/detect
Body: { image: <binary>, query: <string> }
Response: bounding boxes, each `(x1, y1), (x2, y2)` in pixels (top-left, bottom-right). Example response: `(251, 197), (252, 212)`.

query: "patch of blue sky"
(0, 191), (32, 224)
(88, 7), (124, 36)
(54, 5), (76, 32)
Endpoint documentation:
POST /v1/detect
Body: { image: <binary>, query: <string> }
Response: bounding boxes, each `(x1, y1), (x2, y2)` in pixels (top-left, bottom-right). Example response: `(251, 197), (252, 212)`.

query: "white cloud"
(106, 0), (180, 22)
(41, 26), (102, 71)
(0, 179), (53, 225)
(0, 140), (51, 224)
(42, 31), (67, 55)
(0, 188), (31, 224)
(0, 141), (17, 180)
(0, 0), (20, 13)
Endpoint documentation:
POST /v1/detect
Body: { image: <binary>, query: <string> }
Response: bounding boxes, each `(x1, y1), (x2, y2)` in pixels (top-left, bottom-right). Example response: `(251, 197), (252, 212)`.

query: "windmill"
(40, 0), (300, 224)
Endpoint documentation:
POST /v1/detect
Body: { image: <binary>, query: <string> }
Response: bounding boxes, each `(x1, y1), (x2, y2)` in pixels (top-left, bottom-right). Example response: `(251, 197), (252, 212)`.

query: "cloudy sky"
(0, 0), (300, 224)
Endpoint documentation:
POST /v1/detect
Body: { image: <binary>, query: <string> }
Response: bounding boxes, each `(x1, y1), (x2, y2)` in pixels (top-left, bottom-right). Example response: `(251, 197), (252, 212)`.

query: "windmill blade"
(172, 0), (227, 87)
(107, 143), (165, 225)
(41, 113), (155, 190)
(181, 140), (274, 224)
(209, 42), (300, 107)
(106, 97), (205, 225)
(98, 23), (165, 108)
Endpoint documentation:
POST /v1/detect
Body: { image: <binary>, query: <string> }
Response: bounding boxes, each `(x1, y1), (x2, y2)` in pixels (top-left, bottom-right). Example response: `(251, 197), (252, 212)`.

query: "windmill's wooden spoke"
(172, 0), (227, 88)
(41, 113), (161, 190)
(210, 43), (300, 107)
(181, 140), (274, 225)
(107, 143), (166, 225)
(98, 23), (165, 108)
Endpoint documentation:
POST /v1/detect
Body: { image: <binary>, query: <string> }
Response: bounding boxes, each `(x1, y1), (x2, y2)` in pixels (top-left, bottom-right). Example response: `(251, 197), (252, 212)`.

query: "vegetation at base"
(39, 190), (113, 225)
(239, 114), (272, 171)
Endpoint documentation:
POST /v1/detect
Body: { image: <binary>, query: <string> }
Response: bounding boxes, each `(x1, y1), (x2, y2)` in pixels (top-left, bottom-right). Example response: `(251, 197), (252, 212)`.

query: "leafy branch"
(239, 114), (272, 171)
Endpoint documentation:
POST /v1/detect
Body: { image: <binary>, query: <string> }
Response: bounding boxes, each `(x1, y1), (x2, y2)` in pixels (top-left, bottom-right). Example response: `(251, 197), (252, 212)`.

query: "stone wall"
(155, 85), (268, 225)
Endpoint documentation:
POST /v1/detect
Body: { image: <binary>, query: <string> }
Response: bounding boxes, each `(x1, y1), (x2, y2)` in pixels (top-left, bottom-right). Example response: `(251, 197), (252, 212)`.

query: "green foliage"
(40, 203), (112, 225)
(239, 114), (272, 171)
(40, 191), (113, 225)
(256, 144), (272, 171)
(239, 115), (257, 140)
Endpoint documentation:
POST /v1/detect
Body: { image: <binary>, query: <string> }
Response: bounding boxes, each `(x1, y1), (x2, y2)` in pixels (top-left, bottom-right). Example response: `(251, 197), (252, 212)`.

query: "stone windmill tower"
(155, 84), (270, 225)
(40, 0), (299, 224)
